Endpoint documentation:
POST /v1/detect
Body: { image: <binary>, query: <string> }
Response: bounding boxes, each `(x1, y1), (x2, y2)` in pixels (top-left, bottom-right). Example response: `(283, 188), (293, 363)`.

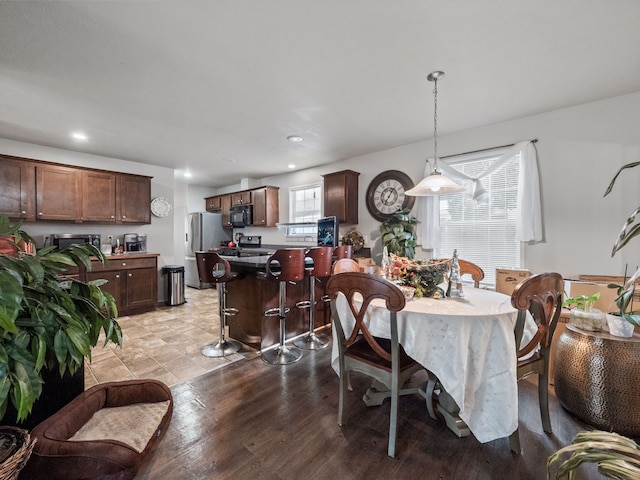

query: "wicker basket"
(0, 427), (35, 480)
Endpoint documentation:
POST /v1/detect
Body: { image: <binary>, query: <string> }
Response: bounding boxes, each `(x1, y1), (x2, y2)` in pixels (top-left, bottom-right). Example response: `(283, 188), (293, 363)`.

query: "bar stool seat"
(196, 251), (242, 357)
(263, 248), (306, 365)
(294, 246), (333, 350)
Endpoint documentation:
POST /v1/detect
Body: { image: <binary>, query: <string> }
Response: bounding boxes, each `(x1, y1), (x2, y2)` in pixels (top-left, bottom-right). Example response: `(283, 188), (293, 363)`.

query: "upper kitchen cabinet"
(117, 174), (151, 224)
(322, 169), (359, 225)
(0, 155), (152, 224)
(221, 194), (232, 228)
(205, 195), (222, 211)
(252, 186), (279, 227)
(0, 155), (35, 221)
(81, 170), (117, 222)
(231, 191), (252, 206)
(36, 163), (81, 222)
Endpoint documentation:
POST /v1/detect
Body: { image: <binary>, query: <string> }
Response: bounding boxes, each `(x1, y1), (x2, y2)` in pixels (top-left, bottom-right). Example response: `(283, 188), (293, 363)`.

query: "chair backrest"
(458, 259), (485, 288)
(332, 258), (360, 274)
(511, 272), (564, 359)
(326, 272), (406, 363)
(304, 246), (334, 277)
(265, 248), (306, 282)
(195, 251), (233, 284)
(333, 245), (353, 259)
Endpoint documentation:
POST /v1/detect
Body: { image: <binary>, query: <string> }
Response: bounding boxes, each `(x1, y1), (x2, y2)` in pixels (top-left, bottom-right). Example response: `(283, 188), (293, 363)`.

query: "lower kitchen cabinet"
(83, 254), (158, 316)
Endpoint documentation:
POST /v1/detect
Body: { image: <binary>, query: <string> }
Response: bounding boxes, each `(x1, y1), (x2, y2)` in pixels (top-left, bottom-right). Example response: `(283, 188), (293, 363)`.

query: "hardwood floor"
(136, 346), (605, 480)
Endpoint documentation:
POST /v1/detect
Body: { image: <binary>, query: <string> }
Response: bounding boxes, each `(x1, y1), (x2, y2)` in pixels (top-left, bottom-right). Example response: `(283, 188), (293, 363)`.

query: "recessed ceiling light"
(286, 135), (303, 143)
(288, 164), (296, 169)
(184, 171), (192, 178)
(71, 132), (88, 141)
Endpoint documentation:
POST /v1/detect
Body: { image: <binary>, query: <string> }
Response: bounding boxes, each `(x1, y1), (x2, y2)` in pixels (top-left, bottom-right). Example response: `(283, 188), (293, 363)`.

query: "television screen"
(317, 216), (339, 248)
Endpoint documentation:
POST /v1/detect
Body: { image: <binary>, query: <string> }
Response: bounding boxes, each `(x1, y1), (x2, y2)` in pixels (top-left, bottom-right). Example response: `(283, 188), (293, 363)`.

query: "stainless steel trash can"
(163, 265), (185, 306)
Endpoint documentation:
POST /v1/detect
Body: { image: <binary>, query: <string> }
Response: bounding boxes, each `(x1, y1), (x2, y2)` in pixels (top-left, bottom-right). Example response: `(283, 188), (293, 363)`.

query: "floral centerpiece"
(389, 253), (451, 298)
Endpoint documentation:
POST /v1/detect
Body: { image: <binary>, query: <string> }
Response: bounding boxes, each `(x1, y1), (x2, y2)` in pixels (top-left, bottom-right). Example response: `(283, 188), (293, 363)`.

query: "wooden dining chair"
(326, 272), (426, 457)
(331, 258), (360, 274)
(458, 259), (485, 288)
(509, 272), (564, 454)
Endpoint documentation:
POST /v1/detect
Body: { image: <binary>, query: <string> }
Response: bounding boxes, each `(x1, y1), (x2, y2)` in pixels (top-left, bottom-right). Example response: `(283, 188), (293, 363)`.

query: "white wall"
(240, 91), (640, 279)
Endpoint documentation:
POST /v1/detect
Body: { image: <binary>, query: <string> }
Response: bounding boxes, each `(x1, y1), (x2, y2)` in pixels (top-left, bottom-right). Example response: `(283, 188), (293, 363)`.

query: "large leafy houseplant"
(379, 208), (418, 260)
(0, 216), (122, 422)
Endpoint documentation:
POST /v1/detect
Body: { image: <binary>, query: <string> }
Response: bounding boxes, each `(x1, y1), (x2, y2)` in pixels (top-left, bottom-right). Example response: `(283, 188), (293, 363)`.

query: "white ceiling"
(1, 1), (640, 187)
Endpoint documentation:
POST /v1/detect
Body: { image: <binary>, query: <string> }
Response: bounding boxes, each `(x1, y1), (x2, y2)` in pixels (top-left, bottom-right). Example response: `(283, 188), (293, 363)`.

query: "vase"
(606, 313), (635, 338)
(569, 308), (606, 332)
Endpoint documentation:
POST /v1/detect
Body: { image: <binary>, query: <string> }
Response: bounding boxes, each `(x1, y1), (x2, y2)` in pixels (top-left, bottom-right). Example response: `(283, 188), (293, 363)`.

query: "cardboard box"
(357, 258), (380, 275)
(495, 268), (532, 295)
(564, 280), (620, 313)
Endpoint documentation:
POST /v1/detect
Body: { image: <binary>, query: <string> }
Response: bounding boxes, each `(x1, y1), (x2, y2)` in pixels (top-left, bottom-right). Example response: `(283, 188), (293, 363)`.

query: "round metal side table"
(554, 324), (640, 436)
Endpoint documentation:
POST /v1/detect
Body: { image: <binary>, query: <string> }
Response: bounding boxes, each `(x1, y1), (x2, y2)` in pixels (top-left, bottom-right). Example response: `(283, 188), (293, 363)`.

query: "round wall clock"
(365, 170), (416, 222)
(150, 197), (171, 218)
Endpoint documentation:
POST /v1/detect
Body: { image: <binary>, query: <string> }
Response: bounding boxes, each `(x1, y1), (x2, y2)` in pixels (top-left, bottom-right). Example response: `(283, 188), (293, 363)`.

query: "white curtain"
(417, 140), (542, 249)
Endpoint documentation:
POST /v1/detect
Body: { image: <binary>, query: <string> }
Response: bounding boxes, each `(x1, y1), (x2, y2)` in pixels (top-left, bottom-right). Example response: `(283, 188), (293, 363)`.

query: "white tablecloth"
(331, 288), (535, 443)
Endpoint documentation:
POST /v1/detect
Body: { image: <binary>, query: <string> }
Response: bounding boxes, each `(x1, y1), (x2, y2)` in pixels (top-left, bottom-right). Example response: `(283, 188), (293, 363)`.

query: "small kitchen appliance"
(124, 233), (147, 253)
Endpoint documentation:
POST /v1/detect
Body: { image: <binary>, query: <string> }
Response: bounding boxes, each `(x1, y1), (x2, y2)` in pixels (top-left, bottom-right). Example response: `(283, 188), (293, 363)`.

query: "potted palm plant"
(0, 216), (122, 426)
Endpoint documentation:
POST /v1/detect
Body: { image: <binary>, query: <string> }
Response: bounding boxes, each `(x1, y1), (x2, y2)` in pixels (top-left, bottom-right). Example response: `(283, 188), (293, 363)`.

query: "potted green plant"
(0, 216), (122, 424)
(605, 269), (640, 337)
(562, 292), (606, 332)
(379, 208), (418, 259)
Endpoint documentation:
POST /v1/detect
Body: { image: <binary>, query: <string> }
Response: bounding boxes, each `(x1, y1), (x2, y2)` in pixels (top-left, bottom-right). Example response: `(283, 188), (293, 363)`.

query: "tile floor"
(85, 286), (259, 389)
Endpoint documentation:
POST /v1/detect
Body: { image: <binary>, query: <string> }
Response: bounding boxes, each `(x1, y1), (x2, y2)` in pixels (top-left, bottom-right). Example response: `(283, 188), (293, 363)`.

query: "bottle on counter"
(381, 246), (390, 279)
(447, 249), (464, 298)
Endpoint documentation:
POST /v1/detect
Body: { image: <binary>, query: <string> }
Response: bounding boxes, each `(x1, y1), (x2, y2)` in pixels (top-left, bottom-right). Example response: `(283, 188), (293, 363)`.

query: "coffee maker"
(124, 233), (147, 253)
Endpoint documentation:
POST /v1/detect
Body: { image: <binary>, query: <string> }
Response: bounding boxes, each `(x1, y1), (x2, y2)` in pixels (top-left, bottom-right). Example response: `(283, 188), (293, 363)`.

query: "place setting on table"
(329, 249), (537, 445)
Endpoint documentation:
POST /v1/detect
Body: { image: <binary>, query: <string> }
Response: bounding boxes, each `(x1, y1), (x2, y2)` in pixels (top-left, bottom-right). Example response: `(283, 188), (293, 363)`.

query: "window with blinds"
(436, 149), (522, 287)
(288, 184), (321, 236)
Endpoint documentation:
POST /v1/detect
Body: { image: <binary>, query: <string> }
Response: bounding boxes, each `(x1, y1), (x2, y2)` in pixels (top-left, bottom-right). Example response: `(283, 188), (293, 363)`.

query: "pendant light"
(405, 71), (466, 196)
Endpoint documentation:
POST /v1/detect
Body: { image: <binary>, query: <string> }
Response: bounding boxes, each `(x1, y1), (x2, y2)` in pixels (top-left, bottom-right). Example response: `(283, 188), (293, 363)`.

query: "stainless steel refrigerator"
(185, 212), (231, 288)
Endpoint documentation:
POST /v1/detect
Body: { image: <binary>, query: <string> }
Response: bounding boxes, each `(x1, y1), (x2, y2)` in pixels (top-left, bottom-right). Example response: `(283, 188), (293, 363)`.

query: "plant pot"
(606, 313), (635, 338)
(569, 308), (606, 332)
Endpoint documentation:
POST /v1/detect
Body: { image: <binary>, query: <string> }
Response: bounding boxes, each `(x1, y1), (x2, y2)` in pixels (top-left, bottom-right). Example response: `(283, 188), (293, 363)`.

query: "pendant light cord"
(433, 77), (439, 172)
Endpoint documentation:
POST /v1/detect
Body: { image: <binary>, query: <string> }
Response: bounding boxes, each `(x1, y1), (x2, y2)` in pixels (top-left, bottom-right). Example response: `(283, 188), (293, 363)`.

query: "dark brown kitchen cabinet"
(0, 156), (35, 221)
(221, 195), (232, 229)
(36, 164), (81, 222)
(0, 155), (152, 224)
(205, 196), (222, 211)
(81, 170), (117, 222)
(231, 191), (252, 206)
(84, 255), (157, 316)
(117, 174), (151, 224)
(252, 186), (279, 227)
(323, 169), (359, 225)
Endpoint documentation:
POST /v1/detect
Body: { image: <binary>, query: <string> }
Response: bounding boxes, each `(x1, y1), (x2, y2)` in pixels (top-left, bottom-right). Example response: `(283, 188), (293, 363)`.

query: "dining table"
(331, 286), (536, 444)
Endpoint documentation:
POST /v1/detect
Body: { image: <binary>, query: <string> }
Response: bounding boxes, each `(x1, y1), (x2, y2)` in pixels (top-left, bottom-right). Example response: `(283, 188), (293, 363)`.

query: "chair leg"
(539, 372), (551, 433)
(509, 428), (522, 454)
(262, 281), (302, 365)
(294, 277), (330, 350)
(338, 367), (349, 426)
(201, 282), (241, 358)
(387, 372), (399, 457)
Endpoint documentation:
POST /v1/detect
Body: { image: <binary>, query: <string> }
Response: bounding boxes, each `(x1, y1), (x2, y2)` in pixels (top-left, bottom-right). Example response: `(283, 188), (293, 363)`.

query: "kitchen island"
(219, 253), (331, 351)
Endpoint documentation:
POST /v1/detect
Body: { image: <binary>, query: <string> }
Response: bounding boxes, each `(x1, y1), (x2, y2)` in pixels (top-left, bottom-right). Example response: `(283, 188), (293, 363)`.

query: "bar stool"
(294, 246), (333, 350)
(333, 245), (353, 259)
(196, 251), (242, 357)
(263, 249), (306, 364)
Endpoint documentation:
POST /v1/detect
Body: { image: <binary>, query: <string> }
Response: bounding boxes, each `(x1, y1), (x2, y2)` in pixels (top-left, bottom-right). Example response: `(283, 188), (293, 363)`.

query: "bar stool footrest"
(264, 307), (290, 317)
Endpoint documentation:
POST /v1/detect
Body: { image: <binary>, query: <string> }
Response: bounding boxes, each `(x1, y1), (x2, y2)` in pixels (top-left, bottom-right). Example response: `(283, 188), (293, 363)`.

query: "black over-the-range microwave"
(229, 204), (253, 227)
(51, 234), (101, 250)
